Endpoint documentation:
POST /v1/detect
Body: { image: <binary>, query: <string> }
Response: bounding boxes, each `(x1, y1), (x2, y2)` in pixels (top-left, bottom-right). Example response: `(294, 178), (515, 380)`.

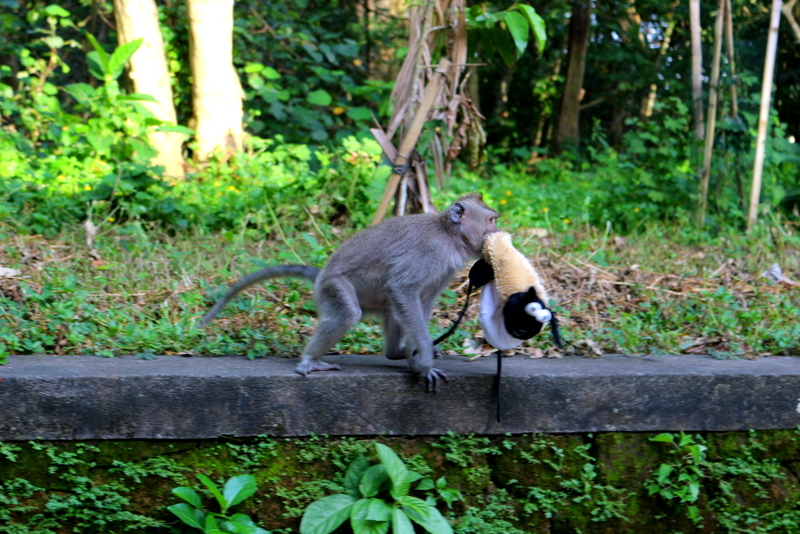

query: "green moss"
(2, 431), (800, 533)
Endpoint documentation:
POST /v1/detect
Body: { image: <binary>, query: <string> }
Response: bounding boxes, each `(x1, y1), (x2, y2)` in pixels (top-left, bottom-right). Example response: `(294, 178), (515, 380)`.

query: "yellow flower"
(228, 185), (237, 192)
(84, 185), (91, 191)
(107, 217), (115, 222)
(634, 207), (641, 212)
(543, 207), (549, 213)
(500, 199), (507, 205)
(353, 59), (363, 67)
(563, 218), (570, 224)
(214, 181), (221, 187)
(332, 106), (346, 115)
(505, 190), (512, 196)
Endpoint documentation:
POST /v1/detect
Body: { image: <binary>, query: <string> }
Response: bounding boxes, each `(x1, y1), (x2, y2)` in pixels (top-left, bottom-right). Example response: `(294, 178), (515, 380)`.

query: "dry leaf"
(762, 263), (800, 287)
(567, 339), (604, 358)
(0, 267), (21, 278)
(544, 347), (563, 358)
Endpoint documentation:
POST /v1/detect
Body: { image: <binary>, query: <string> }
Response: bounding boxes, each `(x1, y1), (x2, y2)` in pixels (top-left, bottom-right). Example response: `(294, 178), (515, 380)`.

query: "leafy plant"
(467, 3), (547, 65)
(168, 473), (270, 534)
(646, 432), (707, 524)
(299, 443), (457, 534)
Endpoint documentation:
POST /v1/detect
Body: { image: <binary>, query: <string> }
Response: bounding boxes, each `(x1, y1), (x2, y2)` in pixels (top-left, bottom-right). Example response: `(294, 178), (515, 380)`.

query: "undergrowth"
(2, 431), (799, 533)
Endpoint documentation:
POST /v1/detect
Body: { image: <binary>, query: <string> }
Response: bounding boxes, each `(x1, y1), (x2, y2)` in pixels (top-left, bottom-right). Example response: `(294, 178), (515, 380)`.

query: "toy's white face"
(524, 301), (552, 324)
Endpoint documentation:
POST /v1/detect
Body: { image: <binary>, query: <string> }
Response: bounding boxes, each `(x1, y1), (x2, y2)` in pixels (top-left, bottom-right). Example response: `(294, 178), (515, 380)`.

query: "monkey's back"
(317, 213), (467, 309)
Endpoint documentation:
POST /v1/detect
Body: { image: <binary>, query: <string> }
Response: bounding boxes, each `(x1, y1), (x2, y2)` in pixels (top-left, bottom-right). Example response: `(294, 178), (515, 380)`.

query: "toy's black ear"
(469, 258), (495, 288)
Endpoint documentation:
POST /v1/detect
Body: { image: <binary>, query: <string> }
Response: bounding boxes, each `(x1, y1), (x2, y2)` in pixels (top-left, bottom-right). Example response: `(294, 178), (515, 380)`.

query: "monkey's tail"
(200, 265), (320, 326)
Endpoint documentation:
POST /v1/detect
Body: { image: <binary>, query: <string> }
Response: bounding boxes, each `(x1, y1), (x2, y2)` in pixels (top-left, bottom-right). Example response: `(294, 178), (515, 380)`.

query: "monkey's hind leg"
(295, 278), (361, 376)
(382, 314), (407, 361)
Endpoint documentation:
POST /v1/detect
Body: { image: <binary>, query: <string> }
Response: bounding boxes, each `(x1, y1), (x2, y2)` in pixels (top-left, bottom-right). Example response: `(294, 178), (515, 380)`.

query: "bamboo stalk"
(724, 0), (738, 118)
(371, 58), (450, 226)
(698, 0), (726, 227)
(689, 0), (705, 140)
(747, 0), (783, 232)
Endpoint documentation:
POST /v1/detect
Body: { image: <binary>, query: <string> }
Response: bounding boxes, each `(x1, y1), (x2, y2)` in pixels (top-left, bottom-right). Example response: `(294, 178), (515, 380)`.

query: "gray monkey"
(201, 193), (499, 390)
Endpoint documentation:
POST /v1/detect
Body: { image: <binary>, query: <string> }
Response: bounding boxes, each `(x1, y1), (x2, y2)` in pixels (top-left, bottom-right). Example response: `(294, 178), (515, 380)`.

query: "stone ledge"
(1, 353), (799, 440)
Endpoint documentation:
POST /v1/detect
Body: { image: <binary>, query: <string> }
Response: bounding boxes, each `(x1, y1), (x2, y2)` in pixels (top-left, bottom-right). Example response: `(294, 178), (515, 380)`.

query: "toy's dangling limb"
(433, 281), (474, 346)
(495, 349), (502, 423)
(550, 314), (564, 348)
(433, 258), (496, 347)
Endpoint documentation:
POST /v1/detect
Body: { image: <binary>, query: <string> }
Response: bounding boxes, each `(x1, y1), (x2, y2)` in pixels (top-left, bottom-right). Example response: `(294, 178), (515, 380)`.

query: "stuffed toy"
(470, 231), (562, 351)
(434, 231), (562, 422)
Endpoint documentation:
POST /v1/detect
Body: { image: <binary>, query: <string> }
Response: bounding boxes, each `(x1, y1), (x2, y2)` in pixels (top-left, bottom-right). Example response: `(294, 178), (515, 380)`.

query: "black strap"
(433, 281), (474, 346)
(495, 349), (502, 422)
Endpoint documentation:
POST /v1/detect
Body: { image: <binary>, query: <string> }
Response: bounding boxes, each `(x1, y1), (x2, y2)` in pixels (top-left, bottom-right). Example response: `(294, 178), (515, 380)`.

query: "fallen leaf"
(567, 339), (604, 358)
(0, 267), (21, 278)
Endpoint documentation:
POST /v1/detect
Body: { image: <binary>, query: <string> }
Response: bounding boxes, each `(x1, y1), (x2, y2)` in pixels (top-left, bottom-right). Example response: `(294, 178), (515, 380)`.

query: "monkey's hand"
(425, 368), (449, 393)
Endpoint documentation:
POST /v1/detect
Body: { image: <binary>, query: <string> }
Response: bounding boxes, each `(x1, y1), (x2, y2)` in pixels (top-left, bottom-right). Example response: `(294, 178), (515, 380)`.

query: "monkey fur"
(201, 193), (500, 391)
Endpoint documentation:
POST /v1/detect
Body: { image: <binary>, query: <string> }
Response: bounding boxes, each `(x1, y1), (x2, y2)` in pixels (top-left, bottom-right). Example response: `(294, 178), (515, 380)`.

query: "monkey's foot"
(425, 368), (449, 393)
(295, 360), (342, 376)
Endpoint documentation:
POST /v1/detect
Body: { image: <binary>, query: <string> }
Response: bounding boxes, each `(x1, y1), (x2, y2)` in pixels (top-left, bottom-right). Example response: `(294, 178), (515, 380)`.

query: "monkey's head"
(446, 193), (499, 258)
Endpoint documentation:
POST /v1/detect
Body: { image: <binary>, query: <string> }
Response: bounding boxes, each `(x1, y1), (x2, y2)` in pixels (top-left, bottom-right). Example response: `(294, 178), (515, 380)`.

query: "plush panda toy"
(470, 231), (562, 351)
(465, 231), (562, 422)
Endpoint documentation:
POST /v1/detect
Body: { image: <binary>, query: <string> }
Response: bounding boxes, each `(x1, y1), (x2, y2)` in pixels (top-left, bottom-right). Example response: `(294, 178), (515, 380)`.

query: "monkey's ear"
(469, 258), (495, 287)
(450, 202), (466, 224)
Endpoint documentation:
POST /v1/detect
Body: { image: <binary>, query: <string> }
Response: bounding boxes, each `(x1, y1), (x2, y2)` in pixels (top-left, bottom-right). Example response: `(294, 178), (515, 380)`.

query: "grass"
(1, 213), (798, 364)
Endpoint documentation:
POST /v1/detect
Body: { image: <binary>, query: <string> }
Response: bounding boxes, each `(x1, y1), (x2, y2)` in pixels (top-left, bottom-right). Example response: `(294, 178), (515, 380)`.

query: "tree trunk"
(187, 0), (244, 161)
(698, 0), (726, 227)
(555, 0), (591, 152)
(113, 0), (185, 179)
(689, 0), (705, 139)
(747, 0), (783, 232)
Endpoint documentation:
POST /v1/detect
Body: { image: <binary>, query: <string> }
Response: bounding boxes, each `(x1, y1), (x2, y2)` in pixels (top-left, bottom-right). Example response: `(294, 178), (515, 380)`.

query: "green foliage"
(647, 433), (707, 524)
(229, 0), (394, 143)
(467, 4), (547, 65)
(168, 474), (270, 534)
(299, 443), (457, 534)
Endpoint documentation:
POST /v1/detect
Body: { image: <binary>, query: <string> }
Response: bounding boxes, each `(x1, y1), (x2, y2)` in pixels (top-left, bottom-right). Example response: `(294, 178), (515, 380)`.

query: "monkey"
(201, 193), (500, 391)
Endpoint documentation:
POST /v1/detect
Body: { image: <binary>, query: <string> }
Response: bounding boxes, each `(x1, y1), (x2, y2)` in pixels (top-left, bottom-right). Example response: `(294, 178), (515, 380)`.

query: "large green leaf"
(391, 508), (415, 534)
(359, 464), (389, 498)
(345, 455), (371, 499)
(350, 499), (390, 534)
(85, 33), (109, 75)
(167, 503), (206, 529)
(197, 473), (228, 511)
(406, 504), (452, 534)
(307, 89), (332, 106)
(300, 494), (355, 534)
(375, 444), (409, 500)
(172, 486), (203, 509)
(119, 93), (158, 103)
(490, 25), (515, 67)
(108, 38), (143, 80)
(503, 11), (529, 58)
(63, 83), (97, 106)
(223, 474), (257, 509)
(515, 4), (547, 54)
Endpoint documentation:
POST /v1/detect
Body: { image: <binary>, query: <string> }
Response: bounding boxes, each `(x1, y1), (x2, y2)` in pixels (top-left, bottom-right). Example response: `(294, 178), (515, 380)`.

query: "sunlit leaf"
(299, 494), (355, 534)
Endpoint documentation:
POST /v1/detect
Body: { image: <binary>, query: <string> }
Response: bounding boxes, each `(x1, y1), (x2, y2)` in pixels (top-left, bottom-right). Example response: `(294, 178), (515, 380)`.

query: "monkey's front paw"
(425, 368), (449, 393)
(295, 360), (342, 376)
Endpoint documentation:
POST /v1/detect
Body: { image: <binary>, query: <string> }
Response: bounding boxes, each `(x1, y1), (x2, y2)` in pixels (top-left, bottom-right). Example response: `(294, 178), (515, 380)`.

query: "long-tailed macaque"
(202, 193), (499, 390)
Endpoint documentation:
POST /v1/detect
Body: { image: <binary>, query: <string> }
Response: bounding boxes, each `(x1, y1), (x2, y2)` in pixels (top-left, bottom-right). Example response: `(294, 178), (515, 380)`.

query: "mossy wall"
(2, 430), (800, 533)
